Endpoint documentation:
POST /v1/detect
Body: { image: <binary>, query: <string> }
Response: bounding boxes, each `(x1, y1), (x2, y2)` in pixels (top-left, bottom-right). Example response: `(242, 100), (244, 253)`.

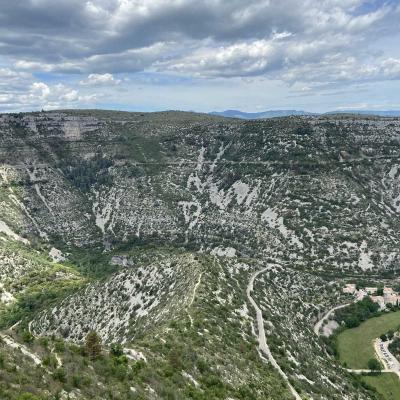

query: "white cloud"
(380, 58), (400, 80)
(79, 73), (121, 86)
(30, 82), (51, 99)
(1, 1), (400, 111)
(0, 72), (99, 112)
(0, 94), (13, 104)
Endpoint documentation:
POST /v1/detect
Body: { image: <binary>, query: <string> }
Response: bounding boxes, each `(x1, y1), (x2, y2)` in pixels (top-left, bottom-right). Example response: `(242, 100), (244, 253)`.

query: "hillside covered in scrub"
(1, 109), (400, 399)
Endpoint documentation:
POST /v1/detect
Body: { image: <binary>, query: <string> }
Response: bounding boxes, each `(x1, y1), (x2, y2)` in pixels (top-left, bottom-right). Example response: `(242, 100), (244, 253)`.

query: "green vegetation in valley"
(388, 337), (400, 359)
(333, 308), (400, 400)
(362, 373), (400, 400)
(334, 297), (380, 328)
(0, 241), (87, 330)
(59, 152), (114, 192)
(337, 310), (400, 369)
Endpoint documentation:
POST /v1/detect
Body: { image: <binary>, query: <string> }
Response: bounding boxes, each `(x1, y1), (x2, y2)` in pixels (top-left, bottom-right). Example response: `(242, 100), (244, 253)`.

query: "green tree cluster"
(85, 330), (102, 360)
(334, 297), (379, 328)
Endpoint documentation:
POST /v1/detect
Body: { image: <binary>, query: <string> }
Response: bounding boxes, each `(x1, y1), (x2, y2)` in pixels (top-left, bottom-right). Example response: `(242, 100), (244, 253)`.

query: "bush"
(42, 355), (58, 369)
(72, 374), (82, 388)
(110, 343), (124, 357)
(21, 330), (34, 344)
(53, 367), (66, 382)
(16, 394), (42, 400)
(54, 340), (65, 353)
(367, 358), (381, 371)
(38, 337), (49, 347)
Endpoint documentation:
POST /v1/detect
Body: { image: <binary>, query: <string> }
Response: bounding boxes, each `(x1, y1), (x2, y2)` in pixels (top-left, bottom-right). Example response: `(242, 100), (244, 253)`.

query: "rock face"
(1, 109), (400, 399)
(2, 110), (400, 271)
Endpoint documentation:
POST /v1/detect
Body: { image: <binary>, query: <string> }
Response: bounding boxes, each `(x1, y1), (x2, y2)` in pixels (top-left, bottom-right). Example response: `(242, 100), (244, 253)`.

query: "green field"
(337, 310), (400, 369)
(337, 311), (400, 400)
(362, 373), (400, 400)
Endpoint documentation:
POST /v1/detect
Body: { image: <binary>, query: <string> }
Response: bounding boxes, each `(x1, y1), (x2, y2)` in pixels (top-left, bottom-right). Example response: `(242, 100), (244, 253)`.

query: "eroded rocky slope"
(2, 111), (400, 271)
(1, 110), (400, 399)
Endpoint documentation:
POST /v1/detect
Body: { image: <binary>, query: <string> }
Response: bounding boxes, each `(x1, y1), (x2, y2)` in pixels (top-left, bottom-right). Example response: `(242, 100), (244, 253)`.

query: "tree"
(21, 330), (34, 343)
(53, 367), (66, 382)
(367, 358), (382, 372)
(110, 342), (124, 357)
(85, 331), (102, 360)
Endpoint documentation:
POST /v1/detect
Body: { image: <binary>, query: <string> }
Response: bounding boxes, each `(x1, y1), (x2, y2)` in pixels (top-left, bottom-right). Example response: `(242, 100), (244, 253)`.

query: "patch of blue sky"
(128, 71), (195, 86)
(352, 0), (397, 15)
(32, 72), (70, 82)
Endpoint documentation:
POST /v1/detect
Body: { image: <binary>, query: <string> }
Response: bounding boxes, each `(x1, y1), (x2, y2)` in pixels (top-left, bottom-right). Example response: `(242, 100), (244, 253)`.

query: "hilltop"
(211, 109), (400, 119)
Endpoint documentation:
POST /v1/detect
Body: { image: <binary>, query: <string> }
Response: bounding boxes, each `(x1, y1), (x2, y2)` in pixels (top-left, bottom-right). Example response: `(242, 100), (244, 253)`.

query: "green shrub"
(54, 340), (65, 353)
(110, 343), (124, 357)
(72, 374), (82, 388)
(53, 367), (66, 382)
(42, 355), (58, 369)
(38, 337), (49, 347)
(16, 393), (42, 400)
(21, 330), (34, 344)
(85, 331), (102, 360)
(367, 358), (381, 371)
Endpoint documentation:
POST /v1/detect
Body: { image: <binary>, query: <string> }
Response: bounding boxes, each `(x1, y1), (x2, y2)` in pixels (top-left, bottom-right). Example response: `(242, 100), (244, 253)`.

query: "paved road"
(313, 303), (351, 336)
(345, 338), (400, 378)
(346, 368), (392, 374)
(374, 338), (400, 378)
(247, 266), (302, 400)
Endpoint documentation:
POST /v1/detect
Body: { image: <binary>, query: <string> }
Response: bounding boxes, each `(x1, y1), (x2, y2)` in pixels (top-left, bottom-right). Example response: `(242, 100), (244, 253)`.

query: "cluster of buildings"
(343, 283), (400, 310)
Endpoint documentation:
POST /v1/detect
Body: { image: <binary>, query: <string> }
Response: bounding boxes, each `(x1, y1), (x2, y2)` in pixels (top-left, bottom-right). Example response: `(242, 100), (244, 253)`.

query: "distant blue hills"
(210, 109), (400, 119)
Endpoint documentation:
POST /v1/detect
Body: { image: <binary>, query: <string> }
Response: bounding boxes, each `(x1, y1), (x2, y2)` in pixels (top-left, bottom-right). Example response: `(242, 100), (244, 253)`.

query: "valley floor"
(337, 310), (400, 399)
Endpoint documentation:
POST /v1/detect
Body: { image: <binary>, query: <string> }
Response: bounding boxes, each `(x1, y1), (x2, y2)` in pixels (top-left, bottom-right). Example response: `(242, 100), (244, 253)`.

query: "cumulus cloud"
(80, 73), (121, 86)
(0, 0), (400, 111)
(0, 70), (99, 112)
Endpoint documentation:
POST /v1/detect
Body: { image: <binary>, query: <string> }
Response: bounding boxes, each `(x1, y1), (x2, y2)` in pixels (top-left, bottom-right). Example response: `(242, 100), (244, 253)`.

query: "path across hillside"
(247, 266), (302, 400)
(313, 303), (351, 336)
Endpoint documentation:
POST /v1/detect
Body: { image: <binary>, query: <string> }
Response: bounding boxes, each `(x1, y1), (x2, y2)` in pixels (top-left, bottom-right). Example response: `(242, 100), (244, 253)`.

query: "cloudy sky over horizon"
(1, 0), (400, 113)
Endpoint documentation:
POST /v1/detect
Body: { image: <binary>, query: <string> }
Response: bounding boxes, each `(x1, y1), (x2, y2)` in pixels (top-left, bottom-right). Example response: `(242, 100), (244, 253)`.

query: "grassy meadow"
(337, 311), (400, 369)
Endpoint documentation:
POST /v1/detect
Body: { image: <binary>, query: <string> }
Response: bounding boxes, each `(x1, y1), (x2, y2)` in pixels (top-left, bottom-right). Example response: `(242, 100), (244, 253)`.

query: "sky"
(0, 0), (400, 113)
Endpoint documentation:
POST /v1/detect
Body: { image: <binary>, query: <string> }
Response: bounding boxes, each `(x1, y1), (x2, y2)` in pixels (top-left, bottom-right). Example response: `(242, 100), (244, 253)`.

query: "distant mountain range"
(210, 109), (400, 119)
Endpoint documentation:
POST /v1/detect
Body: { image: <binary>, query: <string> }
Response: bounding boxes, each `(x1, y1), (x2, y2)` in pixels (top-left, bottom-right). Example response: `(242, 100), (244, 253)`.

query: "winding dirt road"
(247, 266), (302, 400)
(188, 272), (202, 326)
(313, 303), (351, 336)
(0, 332), (42, 365)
